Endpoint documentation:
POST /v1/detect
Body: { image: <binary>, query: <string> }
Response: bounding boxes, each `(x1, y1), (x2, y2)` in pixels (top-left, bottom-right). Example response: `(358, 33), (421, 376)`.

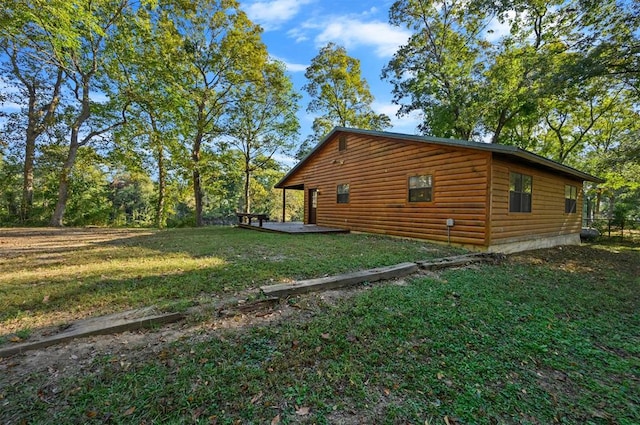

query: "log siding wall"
(489, 157), (583, 245)
(281, 133), (491, 246)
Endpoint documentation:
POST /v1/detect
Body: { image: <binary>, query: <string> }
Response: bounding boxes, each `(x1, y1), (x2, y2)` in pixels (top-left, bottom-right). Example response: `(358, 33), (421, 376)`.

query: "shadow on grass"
(0, 226), (465, 337)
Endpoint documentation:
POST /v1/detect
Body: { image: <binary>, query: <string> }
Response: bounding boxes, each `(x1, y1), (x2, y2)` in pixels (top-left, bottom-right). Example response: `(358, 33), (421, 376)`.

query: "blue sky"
(240, 0), (422, 139)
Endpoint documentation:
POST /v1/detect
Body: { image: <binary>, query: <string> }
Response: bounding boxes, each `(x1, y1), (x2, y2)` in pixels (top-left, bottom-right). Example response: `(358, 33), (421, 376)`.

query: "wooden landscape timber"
(260, 253), (502, 298)
(0, 311), (185, 358)
(1, 253), (501, 356)
(261, 262), (419, 298)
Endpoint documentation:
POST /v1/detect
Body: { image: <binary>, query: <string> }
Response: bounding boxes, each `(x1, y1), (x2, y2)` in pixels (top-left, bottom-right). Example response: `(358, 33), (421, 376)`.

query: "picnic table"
(236, 212), (269, 227)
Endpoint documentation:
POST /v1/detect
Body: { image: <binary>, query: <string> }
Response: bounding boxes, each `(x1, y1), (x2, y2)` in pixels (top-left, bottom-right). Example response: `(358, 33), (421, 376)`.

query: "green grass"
(1, 240), (638, 424)
(0, 227), (463, 334)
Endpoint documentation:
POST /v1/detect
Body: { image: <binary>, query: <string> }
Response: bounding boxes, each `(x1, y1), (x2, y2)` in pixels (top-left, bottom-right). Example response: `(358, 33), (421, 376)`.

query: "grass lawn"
(1, 229), (638, 424)
(0, 226), (463, 335)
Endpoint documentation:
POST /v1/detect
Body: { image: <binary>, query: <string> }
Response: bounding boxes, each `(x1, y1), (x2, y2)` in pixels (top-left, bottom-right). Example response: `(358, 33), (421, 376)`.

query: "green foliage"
(164, 0), (272, 225)
(106, 1), (190, 228)
(2, 0), (638, 228)
(303, 42), (391, 147)
(62, 149), (112, 226)
(108, 172), (155, 227)
(577, 89), (640, 220)
(384, 0), (640, 150)
(0, 155), (22, 223)
(384, 0), (488, 140)
(224, 59), (300, 214)
(1, 0), (299, 228)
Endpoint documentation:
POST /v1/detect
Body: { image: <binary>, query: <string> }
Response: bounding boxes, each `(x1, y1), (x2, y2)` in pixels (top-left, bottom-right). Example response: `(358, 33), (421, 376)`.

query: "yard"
(0, 227), (638, 424)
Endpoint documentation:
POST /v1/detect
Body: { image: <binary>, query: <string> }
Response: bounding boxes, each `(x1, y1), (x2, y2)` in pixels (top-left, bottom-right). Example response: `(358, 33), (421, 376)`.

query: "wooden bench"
(236, 213), (269, 227)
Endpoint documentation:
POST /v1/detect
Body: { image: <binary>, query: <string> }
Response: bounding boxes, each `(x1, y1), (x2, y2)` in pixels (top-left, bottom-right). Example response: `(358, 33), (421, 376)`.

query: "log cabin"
(275, 127), (603, 253)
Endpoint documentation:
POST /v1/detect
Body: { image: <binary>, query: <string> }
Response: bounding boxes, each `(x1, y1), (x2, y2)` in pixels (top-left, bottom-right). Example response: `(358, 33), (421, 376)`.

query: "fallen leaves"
(191, 406), (206, 421)
(295, 406), (310, 416)
(250, 391), (263, 404)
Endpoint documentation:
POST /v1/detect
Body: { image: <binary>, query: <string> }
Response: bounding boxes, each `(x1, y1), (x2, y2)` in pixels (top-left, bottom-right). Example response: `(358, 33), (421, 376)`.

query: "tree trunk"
(192, 127), (204, 227)
(20, 68), (63, 222)
(193, 168), (203, 227)
(49, 139), (80, 227)
(491, 109), (509, 144)
(150, 118), (165, 229)
(21, 136), (35, 221)
(156, 146), (165, 229)
(243, 163), (251, 214)
(21, 91), (37, 222)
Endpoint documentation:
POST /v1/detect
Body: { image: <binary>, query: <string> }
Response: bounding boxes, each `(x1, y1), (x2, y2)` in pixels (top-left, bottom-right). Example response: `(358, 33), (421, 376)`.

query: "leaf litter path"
(0, 276), (407, 395)
(1, 252), (494, 357)
(0, 252), (494, 393)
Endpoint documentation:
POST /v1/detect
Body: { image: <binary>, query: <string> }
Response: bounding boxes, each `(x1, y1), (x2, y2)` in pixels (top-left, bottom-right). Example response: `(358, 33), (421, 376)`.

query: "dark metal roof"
(275, 127), (604, 188)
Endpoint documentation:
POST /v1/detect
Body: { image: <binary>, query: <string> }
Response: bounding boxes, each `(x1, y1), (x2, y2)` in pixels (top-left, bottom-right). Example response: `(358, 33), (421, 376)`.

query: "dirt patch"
(509, 243), (640, 276)
(0, 281), (373, 395)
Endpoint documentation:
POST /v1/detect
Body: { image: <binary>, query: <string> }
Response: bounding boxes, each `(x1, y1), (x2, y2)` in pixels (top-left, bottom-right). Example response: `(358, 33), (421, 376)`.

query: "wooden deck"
(237, 221), (349, 234)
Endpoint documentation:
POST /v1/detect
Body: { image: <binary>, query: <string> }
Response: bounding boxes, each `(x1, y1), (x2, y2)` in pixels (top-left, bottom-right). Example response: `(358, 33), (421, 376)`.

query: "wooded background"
(1, 0), (638, 228)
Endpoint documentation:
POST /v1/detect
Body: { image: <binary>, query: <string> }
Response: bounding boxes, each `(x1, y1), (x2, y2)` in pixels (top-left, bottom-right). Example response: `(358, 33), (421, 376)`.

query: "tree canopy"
(0, 0), (638, 226)
(299, 43), (391, 158)
(383, 0), (640, 219)
(0, 0), (303, 226)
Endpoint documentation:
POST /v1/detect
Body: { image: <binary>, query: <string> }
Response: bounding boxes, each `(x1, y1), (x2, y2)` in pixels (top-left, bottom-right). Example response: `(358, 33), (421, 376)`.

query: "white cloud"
(244, 0), (315, 30)
(90, 91), (109, 104)
(285, 62), (308, 72)
(372, 101), (422, 134)
(372, 101), (400, 118)
(300, 17), (410, 58)
(270, 54), (308, 72)
(0, 78), (23, 111)
(484, 11), (516, 42)
(286, 27), (309, 43)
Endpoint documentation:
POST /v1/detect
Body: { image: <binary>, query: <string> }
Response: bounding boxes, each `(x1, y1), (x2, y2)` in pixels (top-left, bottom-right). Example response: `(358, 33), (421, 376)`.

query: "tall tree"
(168, 0), (268, 226)
(0, 0), (94, 221)
(540, 80), (622, 164)
(302, 43), (390, 151)
(554, 0), (640, 95)
(108, 4), (186, 228)
(0, 41), (63, 222)
(384, 0), (639, 146)
(44, 0), (133, 226)
(383, 0), (488, 140)
(224, 60), (300, 214)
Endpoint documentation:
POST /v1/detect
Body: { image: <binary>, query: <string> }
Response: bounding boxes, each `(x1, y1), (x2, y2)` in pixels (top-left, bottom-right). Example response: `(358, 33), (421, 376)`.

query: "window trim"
(509, 171), (532, 213)
(337, 183), (349, 204)
(408, 174), (433, 203)
(565, 184), (577, 214)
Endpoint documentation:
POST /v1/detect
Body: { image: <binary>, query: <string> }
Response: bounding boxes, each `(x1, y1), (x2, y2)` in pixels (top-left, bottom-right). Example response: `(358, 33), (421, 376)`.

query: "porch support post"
(282, 189), (286, 223)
